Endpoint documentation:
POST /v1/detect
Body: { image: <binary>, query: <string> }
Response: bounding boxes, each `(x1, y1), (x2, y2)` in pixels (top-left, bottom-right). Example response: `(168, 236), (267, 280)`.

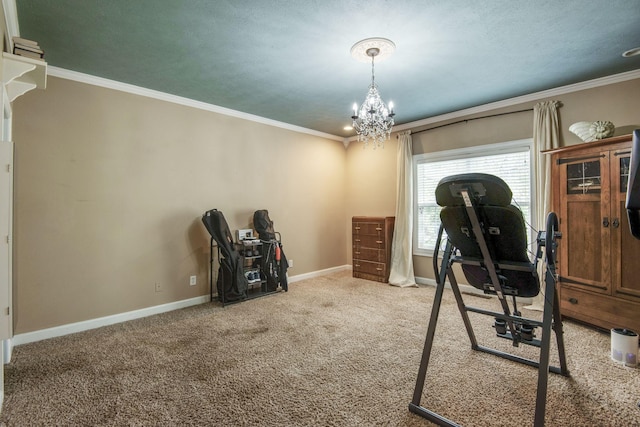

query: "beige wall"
(11, 71), (640, 334)
(344, 137), (398, 244)
(12, 76), (347, 333)
(345, 77), (640, 281)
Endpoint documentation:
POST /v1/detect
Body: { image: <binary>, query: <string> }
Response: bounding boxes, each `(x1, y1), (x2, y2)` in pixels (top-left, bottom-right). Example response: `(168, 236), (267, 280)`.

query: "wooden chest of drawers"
(352, 216), (395, 283)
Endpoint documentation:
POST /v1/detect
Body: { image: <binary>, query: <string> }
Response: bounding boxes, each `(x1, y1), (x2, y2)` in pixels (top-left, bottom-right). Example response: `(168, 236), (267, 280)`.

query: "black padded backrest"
(436, 173), (512, 207)
(441, 205), (529, 263)
(436, 173), (538, 297)
(436, 173), (524, 260)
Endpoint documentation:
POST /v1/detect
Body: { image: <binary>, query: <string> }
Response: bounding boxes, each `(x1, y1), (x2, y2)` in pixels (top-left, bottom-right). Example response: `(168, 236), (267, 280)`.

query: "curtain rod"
(398, 108), (534, 138)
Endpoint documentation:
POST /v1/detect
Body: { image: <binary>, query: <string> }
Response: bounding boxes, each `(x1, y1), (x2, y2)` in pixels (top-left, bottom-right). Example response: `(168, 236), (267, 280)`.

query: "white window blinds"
(415, 141), (532, 254)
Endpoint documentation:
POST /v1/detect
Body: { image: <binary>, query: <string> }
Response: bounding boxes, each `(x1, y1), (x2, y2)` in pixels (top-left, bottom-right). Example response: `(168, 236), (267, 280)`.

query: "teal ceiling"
(14, 0), (640, 138)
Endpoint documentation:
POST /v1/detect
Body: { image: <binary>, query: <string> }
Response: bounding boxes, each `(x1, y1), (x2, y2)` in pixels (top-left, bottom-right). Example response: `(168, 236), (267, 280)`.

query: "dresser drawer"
(353, 222), (385, 236)
(353, 234), (386, 249)
(353, 259), (387, 278)
(353, 247), (385, 262)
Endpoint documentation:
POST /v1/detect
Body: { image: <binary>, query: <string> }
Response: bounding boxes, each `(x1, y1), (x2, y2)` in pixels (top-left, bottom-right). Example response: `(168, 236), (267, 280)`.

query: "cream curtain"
(526, 100), (561, 310)
(389, 131), (417, 287)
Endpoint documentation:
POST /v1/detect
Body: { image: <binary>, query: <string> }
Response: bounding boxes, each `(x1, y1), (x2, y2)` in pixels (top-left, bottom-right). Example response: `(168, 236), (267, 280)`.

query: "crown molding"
(42, 65), (640, 147)
(46, 66), (344, 142)
(345, 68), (640, 144)
(5, 0), (639, 147)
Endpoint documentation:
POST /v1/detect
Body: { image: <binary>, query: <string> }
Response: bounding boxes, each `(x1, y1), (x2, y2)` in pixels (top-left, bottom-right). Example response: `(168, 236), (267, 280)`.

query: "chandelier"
(350, 38), (396, 149)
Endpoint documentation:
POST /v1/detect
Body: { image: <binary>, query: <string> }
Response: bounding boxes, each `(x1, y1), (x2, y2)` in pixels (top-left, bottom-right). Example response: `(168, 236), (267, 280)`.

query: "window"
(414, 139), (534, 256)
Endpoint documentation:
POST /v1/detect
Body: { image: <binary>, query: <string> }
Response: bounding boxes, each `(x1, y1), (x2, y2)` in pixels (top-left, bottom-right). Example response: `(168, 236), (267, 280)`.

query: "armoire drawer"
(560, 286), (640, 333)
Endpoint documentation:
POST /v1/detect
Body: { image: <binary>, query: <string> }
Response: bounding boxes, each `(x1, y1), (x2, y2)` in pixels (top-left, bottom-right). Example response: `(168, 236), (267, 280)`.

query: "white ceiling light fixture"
(350, 37), (396, 149)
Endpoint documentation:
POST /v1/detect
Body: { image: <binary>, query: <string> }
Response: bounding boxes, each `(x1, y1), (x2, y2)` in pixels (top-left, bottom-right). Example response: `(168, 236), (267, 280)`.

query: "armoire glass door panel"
(567, 160), (601, 194)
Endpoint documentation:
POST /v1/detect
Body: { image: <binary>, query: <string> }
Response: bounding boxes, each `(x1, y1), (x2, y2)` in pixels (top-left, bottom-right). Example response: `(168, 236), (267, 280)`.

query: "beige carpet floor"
(0, 271), (639, 426)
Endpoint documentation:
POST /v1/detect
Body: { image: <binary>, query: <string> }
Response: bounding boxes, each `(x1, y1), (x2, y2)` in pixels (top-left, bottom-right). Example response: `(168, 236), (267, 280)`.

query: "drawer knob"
(355, 226), (360, 230)
(568, 297), (578, 304)
(376, 240), (383, 244)
(376, 268), (383, 271)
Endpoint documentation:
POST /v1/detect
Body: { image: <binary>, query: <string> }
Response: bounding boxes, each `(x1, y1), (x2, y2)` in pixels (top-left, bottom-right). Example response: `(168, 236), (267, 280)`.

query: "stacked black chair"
(410, 173), (569, 427)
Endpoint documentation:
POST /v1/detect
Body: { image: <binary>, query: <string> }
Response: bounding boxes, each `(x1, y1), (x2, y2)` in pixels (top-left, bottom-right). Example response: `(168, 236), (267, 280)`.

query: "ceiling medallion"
(350, 38), (396, 149)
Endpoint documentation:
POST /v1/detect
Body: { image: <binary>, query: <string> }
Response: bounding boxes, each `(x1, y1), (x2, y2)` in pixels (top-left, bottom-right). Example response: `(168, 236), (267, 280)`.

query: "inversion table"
(409, 173), (569, 427)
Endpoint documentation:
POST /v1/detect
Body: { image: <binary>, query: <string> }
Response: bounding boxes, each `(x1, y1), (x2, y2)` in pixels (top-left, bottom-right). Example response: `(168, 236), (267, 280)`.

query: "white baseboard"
(3, 338), (11, 362)
(11, 265), (352, 348)
(12, 295), (210, 347)
(287, 264), (351, 283)
(415, 275), (532, 304)
(415, 275), (487, 297)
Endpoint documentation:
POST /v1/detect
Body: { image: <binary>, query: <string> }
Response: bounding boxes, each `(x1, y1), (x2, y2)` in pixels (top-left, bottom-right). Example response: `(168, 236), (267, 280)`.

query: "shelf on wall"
(2, 52), (47, 102)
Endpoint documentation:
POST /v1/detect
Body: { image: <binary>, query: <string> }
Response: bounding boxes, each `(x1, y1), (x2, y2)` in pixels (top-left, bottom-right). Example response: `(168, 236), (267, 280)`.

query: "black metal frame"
(208, 236), (286, 306)
(209, 237), (217, 303)
(409, 188), (569, 427)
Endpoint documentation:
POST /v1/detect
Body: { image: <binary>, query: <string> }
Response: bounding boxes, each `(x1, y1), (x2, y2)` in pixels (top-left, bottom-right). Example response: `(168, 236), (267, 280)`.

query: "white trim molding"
(11, 265), (352, 347)
(12, 295), (210, 347)
(46, 66), (345, 143)
(346, 68), (640, 145)
(287, 264), (351, 283)
(394, 69), (640, 134)
(415, 275), (486, 297)
(1, 0), (19, 51)
(415, 275), (532, 304)
(48, 66), (640, 149)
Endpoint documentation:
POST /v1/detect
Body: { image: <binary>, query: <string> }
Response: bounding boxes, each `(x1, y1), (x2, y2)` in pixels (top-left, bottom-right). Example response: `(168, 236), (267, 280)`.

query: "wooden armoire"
(548, 134), (640, 333)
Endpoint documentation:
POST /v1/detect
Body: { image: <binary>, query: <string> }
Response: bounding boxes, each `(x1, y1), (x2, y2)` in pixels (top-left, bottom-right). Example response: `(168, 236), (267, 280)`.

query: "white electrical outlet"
(190, 275), (197, 286)
(155, 282), (162, 292)
(288, 259), (293, 268)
